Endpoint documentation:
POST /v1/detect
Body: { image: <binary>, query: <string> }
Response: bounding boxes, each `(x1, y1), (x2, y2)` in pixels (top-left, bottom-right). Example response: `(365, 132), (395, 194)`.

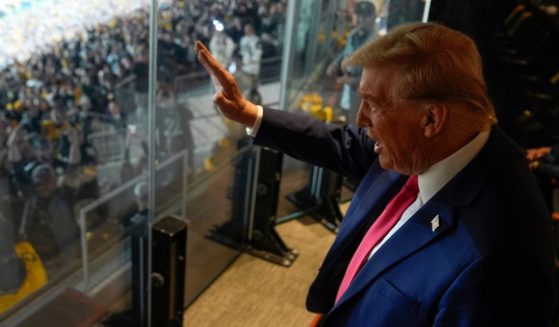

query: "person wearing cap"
(196, 21), (554, 326)
(20, 164), (79, 265)
(327, 1), (377, 124)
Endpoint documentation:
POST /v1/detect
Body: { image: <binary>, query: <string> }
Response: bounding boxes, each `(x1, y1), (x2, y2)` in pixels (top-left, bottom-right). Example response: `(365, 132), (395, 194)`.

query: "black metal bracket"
(208, 140), (298, 267)
(287, 165), (344, 233)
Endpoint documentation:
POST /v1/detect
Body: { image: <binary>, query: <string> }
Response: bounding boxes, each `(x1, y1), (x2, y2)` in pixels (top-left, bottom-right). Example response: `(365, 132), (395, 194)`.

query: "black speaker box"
(151, 216), (187, 327)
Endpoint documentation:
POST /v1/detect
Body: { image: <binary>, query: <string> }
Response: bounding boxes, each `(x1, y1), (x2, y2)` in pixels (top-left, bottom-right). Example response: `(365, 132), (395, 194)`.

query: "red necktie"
(335, 175), (419, 303)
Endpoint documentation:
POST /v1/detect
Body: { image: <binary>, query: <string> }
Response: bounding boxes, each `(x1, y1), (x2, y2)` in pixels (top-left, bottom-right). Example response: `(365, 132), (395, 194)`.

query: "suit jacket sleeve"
(253, 108), (377, 181)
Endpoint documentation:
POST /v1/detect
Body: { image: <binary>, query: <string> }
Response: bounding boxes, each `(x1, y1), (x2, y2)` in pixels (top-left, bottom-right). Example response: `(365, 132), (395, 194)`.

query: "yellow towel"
(0, 242), (48, 314)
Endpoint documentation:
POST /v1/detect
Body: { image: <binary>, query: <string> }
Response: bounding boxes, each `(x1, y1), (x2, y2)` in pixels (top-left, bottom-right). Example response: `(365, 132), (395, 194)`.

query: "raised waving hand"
(195, 41), (258, 127)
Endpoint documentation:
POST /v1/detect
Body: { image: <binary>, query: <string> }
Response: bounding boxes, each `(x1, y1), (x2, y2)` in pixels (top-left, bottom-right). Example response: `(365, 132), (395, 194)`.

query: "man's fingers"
(196, 48), (223, 77)
(195, 41), (240, 98)
(213, 93), (238, 117)
(195, 41), (229, 83)
(194, 40), (210, 55)
(213, 92), (235, 107)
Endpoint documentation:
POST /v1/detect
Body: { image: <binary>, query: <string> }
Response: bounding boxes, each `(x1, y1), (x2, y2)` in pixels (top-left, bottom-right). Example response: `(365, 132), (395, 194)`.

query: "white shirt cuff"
(246, 105), (263, 137)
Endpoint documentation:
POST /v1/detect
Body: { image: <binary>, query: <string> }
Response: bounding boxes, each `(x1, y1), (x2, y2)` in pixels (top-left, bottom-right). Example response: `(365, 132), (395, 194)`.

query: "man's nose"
(355, 102), (367, 127)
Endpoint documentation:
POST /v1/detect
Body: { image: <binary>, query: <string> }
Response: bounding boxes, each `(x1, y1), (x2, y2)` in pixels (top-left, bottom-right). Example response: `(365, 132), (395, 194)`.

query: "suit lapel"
(335, 198), (455, 308)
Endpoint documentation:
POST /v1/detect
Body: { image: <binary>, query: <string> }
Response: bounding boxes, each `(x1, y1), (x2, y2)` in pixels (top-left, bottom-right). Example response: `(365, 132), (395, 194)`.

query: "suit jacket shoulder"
(253, 108), (376, 181)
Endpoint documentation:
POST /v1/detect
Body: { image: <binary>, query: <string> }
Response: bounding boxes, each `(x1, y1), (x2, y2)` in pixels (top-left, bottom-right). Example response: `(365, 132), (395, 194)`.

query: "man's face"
(356, 65), (428, 175)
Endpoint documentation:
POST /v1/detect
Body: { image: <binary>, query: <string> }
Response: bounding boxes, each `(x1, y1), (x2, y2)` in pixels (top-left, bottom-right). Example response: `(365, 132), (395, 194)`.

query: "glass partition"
(280, 0), (429, 119)
(153, 0), (287, 309)
(0, 0), (155, 325)
(274, 0), (429, 224)
(1, 0), (291, 322)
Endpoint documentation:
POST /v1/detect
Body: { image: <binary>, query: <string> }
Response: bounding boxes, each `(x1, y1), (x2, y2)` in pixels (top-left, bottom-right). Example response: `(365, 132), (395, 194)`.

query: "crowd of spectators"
(0, 0), (167, 68)
(0, 0), (287, 306)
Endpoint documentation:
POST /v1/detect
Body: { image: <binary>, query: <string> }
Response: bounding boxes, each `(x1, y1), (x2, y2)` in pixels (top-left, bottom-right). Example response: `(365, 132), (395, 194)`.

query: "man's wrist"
(246, 105), (263, 137)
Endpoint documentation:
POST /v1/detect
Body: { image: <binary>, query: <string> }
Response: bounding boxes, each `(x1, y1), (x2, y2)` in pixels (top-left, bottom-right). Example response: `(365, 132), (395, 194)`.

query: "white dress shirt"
(368, 130), (490, 259)
(246, 105), (264, 137)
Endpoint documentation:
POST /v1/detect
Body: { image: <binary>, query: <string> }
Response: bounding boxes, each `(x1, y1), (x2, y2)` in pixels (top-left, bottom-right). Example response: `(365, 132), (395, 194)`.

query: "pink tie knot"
(404, 175), (419, 193)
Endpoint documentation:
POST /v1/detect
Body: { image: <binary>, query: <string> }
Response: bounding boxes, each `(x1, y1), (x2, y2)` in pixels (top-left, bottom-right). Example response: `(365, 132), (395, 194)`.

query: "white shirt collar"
(418, 131), (490, 204)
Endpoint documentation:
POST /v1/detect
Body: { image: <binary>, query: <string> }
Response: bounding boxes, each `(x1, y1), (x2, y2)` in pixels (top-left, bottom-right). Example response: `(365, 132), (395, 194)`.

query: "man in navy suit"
(196, 22), (556, 326)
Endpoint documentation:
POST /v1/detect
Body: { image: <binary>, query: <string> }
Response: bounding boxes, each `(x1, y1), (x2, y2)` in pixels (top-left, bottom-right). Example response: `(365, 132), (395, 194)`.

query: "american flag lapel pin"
(431, 215), (440, 232)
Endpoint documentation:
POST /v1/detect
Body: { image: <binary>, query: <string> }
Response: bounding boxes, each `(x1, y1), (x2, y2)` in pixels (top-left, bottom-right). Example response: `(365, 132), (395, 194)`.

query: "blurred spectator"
(326, 1), (376, 123)
(155, 83), (192, 163)
(386, 0), (424, 30)
(133, 45), (150, 121)
(237, 23), (262, 94)
(209, 26), (236, 72)
(20, 164), (79, 263)
(541, 4), (558, 16)
(527, 146), (559, 178)
(259, 1), (285, 57)
(0, 211), (25, 296)
(226, 16), (245, 45)
(107, 101), (127, 131)
(0, 112), (8, 167)
(121, 130), (148, 184)
(5, 110), (30, 186)
(527, 145), (559, 212)
(19, 97), (44, 135)
(232, 0), (261, 30)
(50, 108), (83, 169)
(295, 0), (314, 53)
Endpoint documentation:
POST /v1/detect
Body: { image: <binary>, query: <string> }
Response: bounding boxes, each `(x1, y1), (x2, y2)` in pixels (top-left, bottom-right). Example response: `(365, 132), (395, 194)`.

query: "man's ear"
(421, 103), (448, 138)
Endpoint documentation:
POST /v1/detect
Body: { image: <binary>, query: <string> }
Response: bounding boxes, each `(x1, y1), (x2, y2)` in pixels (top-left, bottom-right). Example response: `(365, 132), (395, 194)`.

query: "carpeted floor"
(183, 209), (347, 326)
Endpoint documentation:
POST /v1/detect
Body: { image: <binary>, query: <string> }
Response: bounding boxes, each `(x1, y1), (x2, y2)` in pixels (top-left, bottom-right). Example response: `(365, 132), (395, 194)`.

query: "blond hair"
(343, 23), (496, 131)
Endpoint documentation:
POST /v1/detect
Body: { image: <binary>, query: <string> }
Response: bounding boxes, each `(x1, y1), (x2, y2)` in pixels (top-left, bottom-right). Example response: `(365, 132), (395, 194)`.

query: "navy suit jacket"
(254, 108), (556, 326)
